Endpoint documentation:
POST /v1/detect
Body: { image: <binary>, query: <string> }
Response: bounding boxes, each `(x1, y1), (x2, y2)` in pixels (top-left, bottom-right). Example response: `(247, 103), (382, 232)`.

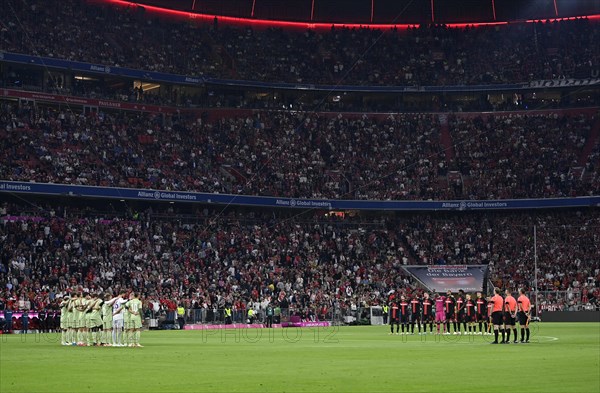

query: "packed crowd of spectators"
(0, 203), (598, 319)
(587, 137), (600, 191)
(449, 112), (597, 199)
(397, 210), (600, 296)
(0, 202), (415, 321)
(1, 0), (598, 87)
(1, 100), (597, 200)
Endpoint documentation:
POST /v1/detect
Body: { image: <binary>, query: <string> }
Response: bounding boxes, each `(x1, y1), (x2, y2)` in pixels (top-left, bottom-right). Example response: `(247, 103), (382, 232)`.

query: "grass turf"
(0, 323), (598, 393)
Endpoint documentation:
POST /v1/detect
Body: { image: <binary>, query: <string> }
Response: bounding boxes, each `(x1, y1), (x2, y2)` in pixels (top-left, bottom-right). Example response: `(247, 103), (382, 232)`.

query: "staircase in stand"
(438, 113), (455, 162)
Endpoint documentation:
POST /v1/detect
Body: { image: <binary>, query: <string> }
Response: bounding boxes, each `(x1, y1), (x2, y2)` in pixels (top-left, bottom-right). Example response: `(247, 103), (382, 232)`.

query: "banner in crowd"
(183, 322), (331, 330)
(528, 78), (600, 89)
(402, 265), (489, 293)
(0, 181), (599, 211)
(185, 323), (270, 330)
(281, 321), (331, 328)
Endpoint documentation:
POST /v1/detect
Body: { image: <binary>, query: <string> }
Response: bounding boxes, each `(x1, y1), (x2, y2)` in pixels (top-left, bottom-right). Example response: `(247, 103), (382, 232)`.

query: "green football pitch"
(1, 323), (598, 393)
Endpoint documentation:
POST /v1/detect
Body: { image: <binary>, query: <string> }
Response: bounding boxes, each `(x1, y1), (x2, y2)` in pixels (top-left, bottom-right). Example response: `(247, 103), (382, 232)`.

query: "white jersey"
(112, 298), (128, 321)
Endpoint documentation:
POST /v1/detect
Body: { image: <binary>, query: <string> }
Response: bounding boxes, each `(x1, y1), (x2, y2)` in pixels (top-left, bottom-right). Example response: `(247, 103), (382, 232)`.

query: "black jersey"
(456, 296), (465, 315)
(399, 300), (410, 317)
(410, 298), (421, 315)
(444, 296), (456, 314)
(422, 298), (433, 316)
(465, 299), (476, 317)
(475, 297), (487, 316)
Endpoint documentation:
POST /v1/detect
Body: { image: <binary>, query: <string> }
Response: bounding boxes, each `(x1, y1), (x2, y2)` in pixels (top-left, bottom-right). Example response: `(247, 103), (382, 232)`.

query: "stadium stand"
(1, 0), (598, 86)
(1, 103), (598, 200)
(0, 0), (599, 329)
(0, 202), (598, 317)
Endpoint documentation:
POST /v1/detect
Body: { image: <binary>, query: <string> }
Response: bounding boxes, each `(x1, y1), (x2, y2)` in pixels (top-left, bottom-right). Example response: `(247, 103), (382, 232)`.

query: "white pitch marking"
(537, 336), (559, 341)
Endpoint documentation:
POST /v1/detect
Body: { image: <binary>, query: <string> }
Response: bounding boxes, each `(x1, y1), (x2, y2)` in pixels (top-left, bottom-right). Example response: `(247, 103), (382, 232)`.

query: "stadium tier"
(0, 202), (598, 318)
(1, 103), (599, 200)
(1, 0), (599, 87)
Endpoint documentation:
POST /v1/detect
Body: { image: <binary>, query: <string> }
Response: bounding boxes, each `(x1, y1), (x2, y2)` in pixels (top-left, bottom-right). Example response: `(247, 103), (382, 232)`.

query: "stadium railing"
(160, 301), (599, 330)
(536, 290), (598, 313)
(158, 306), (375, 327)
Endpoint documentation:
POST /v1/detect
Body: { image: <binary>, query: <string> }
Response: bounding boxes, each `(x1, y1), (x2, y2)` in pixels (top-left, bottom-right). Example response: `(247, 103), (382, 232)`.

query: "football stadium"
(0, 0), (599, 392)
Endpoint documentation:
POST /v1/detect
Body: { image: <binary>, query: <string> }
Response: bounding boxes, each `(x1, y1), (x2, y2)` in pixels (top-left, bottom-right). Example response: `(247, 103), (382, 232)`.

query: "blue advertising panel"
(0, 181), (598, 211)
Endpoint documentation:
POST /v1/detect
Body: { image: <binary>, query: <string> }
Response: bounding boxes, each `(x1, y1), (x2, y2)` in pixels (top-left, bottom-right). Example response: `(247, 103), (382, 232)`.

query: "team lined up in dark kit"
(383, 289), (532, 343)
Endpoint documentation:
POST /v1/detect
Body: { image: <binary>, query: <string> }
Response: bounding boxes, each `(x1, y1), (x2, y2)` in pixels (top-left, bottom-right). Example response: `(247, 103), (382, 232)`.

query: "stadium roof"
(97, 0), (600, 27)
